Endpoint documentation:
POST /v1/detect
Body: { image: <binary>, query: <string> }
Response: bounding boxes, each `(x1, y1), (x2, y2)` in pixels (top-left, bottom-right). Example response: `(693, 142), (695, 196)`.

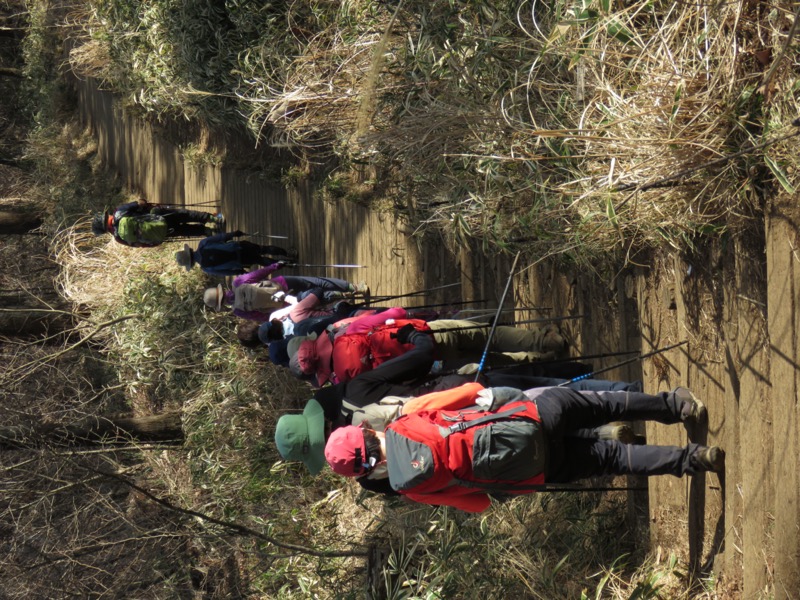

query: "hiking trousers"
(428, 320), (549, 366)
(153, 207), (214, 238)
(238, 240), (289, 262)
(282, 276), (350, 295)
(530, 387), (699, 481)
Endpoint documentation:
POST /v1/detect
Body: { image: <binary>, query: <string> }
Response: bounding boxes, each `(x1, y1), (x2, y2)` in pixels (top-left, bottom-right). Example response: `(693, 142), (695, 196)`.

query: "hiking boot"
(673, 387), (707, 423)
(690, 445), (725, 473)
(594, 423), (638, 444)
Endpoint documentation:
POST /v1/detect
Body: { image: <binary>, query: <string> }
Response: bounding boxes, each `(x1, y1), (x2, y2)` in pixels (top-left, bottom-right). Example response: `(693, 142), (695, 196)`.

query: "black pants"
(152, 207), (213, 237)
(532, 388), (699, 481)
(238, 240), (289, 261)
(285, 276), (350, 295)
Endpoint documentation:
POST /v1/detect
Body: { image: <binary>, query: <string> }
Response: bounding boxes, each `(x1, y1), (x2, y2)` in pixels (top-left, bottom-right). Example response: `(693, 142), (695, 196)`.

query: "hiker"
(204, 266), (366, 322)
(257, 284), (371, 337)
(92, 199), (223, 247)
(287, 309), (568, 387)
(273, 330), (641, 484)
(286, 307), (430, 386)
(238, 307), (381, 348)
(324, 383), (725, 512)
(175, 230), (295, 276)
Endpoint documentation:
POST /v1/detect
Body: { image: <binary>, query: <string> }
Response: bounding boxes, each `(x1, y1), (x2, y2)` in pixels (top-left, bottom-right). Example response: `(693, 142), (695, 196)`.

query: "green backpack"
(116, 215), (169, 245)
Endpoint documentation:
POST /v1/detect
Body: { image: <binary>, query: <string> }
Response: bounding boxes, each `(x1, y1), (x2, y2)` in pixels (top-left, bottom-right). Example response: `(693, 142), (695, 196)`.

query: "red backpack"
(331, 319), (431, 382)
(384, 386), (546, 511)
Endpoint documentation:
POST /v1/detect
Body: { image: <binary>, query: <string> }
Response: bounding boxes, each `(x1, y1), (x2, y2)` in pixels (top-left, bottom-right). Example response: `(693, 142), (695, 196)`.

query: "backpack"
(116, 214), (169, 245)
(384, 389), (546, 498)
(331, 319), (431, 382)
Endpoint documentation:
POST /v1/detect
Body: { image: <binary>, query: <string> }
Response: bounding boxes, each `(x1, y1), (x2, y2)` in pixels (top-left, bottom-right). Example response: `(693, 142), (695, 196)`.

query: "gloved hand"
(276, 260), (286, 268)
(233, 230), (246, 237)
(456, 363), (480, 375)
(390, 323), (417, 345)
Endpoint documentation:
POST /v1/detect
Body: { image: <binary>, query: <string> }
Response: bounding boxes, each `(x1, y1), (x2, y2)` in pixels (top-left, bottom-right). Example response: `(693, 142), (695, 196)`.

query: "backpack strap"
(438, 404), (527, 438)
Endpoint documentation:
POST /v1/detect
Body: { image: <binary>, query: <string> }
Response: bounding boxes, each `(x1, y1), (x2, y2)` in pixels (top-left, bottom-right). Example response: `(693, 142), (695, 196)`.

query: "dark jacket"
(193, 231), (248, 276)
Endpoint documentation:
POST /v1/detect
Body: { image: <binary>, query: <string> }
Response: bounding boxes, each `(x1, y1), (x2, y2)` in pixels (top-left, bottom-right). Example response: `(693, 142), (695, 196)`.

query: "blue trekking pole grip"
(557, 340), (688, 386)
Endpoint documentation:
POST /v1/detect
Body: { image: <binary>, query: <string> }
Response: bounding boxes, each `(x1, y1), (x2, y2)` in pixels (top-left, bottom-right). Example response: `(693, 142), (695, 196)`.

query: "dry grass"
(53, 221), (366, 596)
(0, 165), (33, 201)
(26, 0), (800, 596)
(51, 224), (651, 598)
(67, 0), (800, 264)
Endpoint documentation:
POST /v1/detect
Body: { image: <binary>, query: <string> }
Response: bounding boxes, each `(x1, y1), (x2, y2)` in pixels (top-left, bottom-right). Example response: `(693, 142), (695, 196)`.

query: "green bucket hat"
(274, 399), (326, 474)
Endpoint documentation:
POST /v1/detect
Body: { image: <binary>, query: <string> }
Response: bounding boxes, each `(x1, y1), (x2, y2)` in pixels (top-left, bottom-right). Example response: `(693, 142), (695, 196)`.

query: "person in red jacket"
(323, 383), (724, 513)
(288, 309), (566, 386)
(288, 307), (427, 386)
(273, 329), (641, 496)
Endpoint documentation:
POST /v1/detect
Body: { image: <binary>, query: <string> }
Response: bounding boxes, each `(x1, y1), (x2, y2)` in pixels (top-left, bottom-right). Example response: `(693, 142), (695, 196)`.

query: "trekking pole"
(457, 306), (552, 314)
(467, 308), (572, 327)
(435, 348), (642, 377)
(367, 292), (430, 303)
(156, 201), (220, 210)
(516, 348), (640, 368)
(188, 199), (222, 208)
(168, 235), (208, 242)
(246, 231), (290, 240)
(284, 262), (367, 269)
(367, 282), (462, 303)
(175, 200), (222, 209)
(474, 251), (522, 381)
(365, 298), (487, 308)
(523, 483), (648, 493)
(557, 340), (688, 386)
(462, 480), (647, 493)
(381, 299), (489, 311)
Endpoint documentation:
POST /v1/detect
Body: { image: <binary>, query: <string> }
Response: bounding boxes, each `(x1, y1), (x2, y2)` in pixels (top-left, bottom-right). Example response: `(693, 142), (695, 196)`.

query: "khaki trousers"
(428, 319), (550, 367)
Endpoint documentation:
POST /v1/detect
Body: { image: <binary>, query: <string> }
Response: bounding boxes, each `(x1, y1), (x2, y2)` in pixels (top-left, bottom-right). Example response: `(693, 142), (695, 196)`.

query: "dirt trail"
(75, 78), (800, 598)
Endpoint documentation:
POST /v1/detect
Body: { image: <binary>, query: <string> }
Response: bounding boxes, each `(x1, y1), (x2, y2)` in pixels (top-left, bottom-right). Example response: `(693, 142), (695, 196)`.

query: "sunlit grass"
(23, 0), (800, 595)
(68, 0), (800, 266)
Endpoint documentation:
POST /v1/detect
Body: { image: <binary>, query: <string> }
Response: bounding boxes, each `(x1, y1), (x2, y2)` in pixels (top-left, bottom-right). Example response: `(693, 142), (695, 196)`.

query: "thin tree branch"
(89, 468), (368, 558)
(1, 314), (141, 381)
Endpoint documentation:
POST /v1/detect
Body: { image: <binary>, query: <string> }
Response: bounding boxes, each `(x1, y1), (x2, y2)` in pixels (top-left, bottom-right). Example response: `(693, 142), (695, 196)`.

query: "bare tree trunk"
(0, 412), (184, 449)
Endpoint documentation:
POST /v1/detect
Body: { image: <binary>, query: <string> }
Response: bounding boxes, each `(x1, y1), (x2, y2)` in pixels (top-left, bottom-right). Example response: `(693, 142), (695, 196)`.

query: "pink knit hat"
(324, 426), (368, 477)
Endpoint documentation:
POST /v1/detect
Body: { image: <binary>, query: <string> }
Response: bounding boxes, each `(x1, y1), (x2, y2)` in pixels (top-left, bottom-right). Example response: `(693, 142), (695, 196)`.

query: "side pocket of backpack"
(472, 419), (545, 481)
